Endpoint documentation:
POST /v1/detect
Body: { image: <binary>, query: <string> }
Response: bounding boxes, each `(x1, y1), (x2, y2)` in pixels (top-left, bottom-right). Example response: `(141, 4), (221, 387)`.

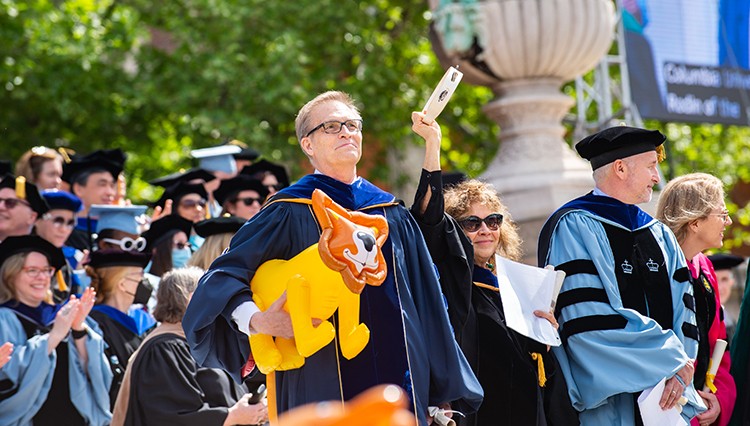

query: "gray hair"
(656, 173), (725, 243)
(153, 266), (205, 323)
(294, 91), (360, 142)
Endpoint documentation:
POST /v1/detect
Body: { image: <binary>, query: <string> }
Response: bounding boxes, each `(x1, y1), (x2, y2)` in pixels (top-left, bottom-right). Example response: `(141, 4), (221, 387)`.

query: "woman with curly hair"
(409, 111), (576, 426)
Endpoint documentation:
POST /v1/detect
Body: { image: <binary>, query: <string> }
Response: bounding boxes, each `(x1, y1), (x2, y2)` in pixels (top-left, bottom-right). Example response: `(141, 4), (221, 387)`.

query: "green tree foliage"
(0, 0), (497, 202)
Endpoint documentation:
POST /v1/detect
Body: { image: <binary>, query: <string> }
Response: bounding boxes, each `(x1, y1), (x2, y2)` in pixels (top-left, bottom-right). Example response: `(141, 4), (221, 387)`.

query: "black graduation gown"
(123, 332), (247, 426)
(410, 170), (578, 426)
(90, 308), (145, 409)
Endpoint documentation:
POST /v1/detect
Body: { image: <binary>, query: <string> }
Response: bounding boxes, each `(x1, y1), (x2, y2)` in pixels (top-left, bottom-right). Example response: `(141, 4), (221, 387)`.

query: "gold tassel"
(58, 147), (72, 163)
(531, 352), (547, 387)
(656, 145), (667, 163)
(705, 360), (717, 393)
(56, 270), (68, 292)
(15, 176), (26, 200)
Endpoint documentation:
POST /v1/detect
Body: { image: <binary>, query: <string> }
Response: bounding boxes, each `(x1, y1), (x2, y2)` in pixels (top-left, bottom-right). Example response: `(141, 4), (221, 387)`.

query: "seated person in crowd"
(111, 267), (268, 426)
(0, 174), (49, 242)
(86, 249), (153, 409)
(141, 214), (194, 278)
(15, 146), (64, 191)
(62, 149), (126, 251)
(214, 175), (268, 220)
(37, 189), (85, 302)
(152, 181), (209, 250)
(0, 235), (111, 425)
(89, 205), (149, 252)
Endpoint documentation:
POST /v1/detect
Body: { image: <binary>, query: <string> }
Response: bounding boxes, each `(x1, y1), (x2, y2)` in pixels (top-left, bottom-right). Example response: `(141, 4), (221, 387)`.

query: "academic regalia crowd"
(1, 106), (750, 426)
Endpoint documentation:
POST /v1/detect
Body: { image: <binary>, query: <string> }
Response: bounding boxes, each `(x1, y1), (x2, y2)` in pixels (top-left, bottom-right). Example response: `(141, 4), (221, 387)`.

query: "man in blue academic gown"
(538, 126), (706, 425)
(183, 91), (482, 425)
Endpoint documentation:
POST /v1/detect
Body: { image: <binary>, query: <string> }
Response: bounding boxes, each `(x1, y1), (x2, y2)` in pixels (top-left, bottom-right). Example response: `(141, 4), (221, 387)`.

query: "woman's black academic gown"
(410, 170), (579, 426)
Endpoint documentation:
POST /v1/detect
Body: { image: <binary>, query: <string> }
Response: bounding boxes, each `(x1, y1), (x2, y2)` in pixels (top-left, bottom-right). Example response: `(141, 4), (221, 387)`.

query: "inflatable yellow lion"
(249, 189), (389, 374)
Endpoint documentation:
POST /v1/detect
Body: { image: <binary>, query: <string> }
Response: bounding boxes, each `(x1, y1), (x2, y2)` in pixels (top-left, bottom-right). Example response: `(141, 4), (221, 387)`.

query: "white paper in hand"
(637, 378), (687, 426)
(421, 66), (463, 124)
(495, 256), (563, 346)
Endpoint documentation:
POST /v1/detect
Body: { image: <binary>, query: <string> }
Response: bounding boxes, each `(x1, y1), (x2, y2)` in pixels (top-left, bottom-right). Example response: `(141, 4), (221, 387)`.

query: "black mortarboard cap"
(0, 174), (49, 215)
(149, 168), (217, 188)
(194, 216), (246, 238)
(575, 126), (666, 170)
(0, 235), (65, 271)
(40, 189), (83, 213)
(62, 148), (126, 183)
(708, 253), (745, 271)
(240, 159), (290, 189)
(152, 181), (208, 209)
(0, 160), (10, 176)
(141, 214), (193, 250)
(87, 248), (151, 269)
(214, 175), (269, 206)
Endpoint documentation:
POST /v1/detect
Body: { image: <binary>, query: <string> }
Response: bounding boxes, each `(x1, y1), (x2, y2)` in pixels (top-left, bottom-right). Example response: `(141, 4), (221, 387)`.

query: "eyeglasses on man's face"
(458, 213), (504, 233)
(101, 237), (147, 252)
(0, 197), (31, 210)
(43, 214), (76, 229)
(22, 266), (56, 278)
(305, 119), (363, 138)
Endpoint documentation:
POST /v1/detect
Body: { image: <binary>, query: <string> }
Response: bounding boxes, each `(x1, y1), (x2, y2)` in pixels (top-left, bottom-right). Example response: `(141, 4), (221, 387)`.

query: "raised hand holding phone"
(421, 66), (463, 125)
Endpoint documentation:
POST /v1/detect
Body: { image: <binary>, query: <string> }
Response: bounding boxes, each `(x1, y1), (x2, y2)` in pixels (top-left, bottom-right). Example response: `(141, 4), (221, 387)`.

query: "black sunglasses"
(233, 197), (262, 206)
(458, 213), (504, 232)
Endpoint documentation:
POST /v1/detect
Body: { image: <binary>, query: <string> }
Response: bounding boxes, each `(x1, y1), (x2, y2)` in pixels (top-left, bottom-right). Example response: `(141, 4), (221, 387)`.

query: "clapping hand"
(71, 287), (96, 331)
(0, 342), (13, 369)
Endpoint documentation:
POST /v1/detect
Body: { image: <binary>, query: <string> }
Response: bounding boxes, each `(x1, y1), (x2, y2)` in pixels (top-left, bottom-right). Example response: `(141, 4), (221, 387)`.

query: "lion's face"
(313, 189), (389, 294)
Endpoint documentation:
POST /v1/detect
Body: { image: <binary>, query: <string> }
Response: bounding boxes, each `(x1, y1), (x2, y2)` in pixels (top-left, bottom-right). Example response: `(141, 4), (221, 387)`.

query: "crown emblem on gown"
(621, 260), (633, 274)
(646, 258), (659, 272)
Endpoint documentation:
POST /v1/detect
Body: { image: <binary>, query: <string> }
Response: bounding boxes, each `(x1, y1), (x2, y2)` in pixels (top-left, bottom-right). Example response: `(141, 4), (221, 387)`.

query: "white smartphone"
(421, 66), (463, 125)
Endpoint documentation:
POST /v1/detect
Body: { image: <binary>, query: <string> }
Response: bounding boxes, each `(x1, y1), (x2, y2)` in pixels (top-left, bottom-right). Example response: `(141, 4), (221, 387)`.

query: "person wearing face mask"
(141, 214), (194, 277)
(85, 249), (152, 410)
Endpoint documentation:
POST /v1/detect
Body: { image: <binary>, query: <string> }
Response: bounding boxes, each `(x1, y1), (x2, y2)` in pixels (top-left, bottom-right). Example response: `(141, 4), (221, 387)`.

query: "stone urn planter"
(429, 0), (616, 262)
